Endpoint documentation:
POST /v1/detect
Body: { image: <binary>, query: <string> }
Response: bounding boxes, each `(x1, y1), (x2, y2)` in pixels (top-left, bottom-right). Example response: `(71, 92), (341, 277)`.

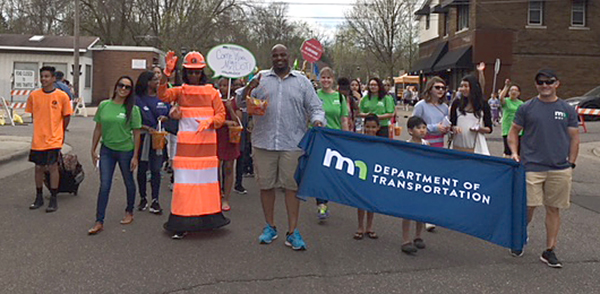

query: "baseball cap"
(535, 69), (558, 81)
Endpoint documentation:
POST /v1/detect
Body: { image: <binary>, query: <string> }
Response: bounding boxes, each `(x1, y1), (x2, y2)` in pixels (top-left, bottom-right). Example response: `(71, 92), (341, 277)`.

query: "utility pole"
(73, 0), (80, 98)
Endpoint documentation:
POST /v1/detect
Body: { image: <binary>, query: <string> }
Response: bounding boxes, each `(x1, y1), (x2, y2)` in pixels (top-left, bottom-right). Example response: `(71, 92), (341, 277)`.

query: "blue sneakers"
(258, 224), (278, 244)
(285, 229), (307, 250)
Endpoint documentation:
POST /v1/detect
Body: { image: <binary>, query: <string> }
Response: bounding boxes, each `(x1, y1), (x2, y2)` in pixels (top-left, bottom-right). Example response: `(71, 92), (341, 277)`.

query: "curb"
(0, 148), (29, 165)
(593, 147), (600, 158)
(0, 144), (72, 166)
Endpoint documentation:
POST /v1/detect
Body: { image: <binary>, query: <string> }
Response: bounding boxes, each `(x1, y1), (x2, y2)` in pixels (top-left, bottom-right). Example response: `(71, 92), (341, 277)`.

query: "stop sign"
(301, 38), (323, 63)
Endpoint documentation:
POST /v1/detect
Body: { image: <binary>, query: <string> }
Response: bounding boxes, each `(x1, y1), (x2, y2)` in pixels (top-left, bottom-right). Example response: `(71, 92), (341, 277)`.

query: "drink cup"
(394, 126), (402, 136)
(229, 125), (244, 143)
(247, 96), (268, 116)
(151, 130), (168, 150)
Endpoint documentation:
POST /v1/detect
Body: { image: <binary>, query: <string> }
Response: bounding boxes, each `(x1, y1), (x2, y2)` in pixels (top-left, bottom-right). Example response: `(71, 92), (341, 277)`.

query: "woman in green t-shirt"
(88, 76), (142, 235)
(498, 79), (524, 157)
(314, 67), (350, 220)
(358, 78), (395, 137)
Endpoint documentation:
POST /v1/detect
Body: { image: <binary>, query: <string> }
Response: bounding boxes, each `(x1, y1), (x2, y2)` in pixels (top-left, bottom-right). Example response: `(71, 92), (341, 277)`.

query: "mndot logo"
(322, 148), (368, 180)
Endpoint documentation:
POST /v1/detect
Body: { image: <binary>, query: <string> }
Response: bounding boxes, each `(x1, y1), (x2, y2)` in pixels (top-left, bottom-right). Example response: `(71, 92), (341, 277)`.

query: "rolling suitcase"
(44, 153), (85, 195)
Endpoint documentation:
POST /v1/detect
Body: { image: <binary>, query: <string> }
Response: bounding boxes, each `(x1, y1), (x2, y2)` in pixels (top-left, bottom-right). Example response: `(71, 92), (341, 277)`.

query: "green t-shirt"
(501, 98), (524, 136)
(94, 100), (142, 151)
(359, 94), (395, 126)
(318, 89), (349, 130)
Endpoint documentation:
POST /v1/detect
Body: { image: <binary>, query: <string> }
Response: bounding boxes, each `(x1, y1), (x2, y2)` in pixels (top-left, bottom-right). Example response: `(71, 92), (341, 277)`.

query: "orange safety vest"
(159, 83), (226, 216)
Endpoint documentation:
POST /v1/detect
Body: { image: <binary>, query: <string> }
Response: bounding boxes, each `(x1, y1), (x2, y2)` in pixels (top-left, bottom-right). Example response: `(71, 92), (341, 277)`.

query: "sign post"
(206, 44), (257, 101)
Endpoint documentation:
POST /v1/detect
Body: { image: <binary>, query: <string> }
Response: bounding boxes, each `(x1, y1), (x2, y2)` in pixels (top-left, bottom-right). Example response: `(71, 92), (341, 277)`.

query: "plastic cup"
(151, 130), (168, 150)
(229, 126), (243, 143)
(246, 97), (268, 116)
(394, 126), (402, 136)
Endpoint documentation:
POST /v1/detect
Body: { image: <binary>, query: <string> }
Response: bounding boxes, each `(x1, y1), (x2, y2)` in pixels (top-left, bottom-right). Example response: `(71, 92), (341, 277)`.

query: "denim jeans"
(137, 135), (163, 201)
(96, 145), (136, 223)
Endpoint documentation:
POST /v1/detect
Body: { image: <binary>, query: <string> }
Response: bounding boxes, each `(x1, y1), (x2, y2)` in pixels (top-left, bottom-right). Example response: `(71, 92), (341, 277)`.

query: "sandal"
(413, 238), (426, 249)
(401, 242), (418, 254)
(353, 232), (364, 240)
(366, 231), (379, 239)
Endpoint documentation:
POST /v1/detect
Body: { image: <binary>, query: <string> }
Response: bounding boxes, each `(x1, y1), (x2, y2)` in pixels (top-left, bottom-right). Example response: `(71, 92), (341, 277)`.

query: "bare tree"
(344, 0), (418, 79)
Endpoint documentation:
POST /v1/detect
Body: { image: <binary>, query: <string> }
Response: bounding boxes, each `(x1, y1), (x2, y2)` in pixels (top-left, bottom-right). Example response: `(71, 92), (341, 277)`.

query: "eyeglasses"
(117, 83), (132, 90)
(434, 86), (447, 90)
(535, 79), (556, 86)
(188, 70), (202, 76)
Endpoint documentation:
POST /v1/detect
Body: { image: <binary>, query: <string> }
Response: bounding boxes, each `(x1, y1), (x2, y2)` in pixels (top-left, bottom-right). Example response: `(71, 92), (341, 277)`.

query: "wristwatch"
(571, 163), (576, 169)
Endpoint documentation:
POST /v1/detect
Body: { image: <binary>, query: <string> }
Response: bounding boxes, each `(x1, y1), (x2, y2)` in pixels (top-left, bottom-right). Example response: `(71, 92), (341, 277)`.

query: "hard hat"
(182, 51), (206, 69)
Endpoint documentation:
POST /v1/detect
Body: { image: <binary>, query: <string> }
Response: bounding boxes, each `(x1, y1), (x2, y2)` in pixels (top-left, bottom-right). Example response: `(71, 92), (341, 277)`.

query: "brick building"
(0, 34), (164, 105)
(411, 0), (600, 99)
(91, 46), (164, 105)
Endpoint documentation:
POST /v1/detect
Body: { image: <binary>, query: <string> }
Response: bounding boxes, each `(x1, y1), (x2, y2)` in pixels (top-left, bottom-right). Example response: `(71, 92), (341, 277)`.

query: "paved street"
(1, 115), (600, 294)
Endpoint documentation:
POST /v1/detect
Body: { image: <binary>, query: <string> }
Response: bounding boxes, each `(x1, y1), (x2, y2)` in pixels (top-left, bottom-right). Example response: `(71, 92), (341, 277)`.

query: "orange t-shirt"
(25, 88), (73, 150)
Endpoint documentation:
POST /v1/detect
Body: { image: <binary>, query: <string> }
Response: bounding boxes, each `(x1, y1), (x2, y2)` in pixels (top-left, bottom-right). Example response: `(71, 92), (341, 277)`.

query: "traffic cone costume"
(160, 51), (230, 232)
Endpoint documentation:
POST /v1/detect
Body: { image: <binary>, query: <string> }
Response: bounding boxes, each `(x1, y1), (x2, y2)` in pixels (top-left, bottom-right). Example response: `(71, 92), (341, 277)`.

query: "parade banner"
(295, 128), (528, 250)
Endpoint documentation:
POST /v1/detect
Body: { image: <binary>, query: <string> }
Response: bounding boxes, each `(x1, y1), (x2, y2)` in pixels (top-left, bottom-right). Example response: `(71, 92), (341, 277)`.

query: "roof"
(90, 45), (165, 55)
(0, 34), (100, 53)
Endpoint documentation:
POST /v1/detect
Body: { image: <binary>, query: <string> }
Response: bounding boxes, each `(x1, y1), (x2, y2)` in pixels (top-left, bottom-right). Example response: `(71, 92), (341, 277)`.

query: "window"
(85, 65), (92, 88)
(444, 12), (450, 36)
(572, 0), (586, 27)
(528, 1), (544, 25)
(457, 5), (469, 31)
(426, 14), (430, 30)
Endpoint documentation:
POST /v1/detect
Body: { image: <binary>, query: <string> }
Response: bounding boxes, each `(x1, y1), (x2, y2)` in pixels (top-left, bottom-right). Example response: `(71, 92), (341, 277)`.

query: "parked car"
(565, 86), (600, 121)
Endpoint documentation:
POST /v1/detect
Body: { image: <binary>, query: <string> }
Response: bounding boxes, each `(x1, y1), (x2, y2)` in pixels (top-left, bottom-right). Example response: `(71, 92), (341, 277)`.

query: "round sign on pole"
(206, 44), (257, 79)
(301, 38), (324, 63)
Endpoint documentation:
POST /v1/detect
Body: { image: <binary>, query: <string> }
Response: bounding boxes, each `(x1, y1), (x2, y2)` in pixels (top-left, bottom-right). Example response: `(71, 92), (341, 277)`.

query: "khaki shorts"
(253, 147), (303, 191)
(526, 168), (573, 209)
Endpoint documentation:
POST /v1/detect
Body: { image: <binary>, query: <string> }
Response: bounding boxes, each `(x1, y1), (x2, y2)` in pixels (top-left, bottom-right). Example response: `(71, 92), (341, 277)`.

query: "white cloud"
(265, 0), (353, 38)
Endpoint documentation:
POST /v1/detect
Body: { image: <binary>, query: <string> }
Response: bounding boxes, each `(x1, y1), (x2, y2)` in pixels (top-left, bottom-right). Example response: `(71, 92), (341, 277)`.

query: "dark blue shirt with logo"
(513, 97), (578, 172)
(135, 94), (170, 129)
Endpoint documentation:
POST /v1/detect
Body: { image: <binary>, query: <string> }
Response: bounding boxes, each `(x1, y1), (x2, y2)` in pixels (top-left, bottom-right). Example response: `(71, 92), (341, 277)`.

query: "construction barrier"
(11, 90), (32, 96)
(0, 97), (15, 126)
(576, 107), (600, 133)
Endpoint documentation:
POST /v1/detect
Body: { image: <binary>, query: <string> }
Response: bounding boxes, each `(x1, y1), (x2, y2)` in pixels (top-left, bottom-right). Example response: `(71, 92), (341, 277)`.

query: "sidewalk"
(0, 135), (72, 165)
(0, 136), (31, 165)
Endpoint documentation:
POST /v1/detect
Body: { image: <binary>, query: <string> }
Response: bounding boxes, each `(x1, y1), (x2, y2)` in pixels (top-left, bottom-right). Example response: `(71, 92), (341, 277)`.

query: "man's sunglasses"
(535, 79), (556, 86)
(117, 83), (132, 90)
(434, 86), (447, 90)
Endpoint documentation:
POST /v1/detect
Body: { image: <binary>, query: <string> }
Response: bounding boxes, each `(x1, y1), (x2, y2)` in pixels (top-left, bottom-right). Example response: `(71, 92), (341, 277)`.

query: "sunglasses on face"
(117, 83), (132, 90)
(434, 85), (446, 90)
(188, 70), (202, 76)
(536, 79), (556, 86)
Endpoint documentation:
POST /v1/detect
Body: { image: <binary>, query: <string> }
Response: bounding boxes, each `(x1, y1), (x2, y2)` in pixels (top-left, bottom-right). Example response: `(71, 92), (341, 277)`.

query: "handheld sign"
(207, 44), (256, 79)
(301, 38), (323, 63)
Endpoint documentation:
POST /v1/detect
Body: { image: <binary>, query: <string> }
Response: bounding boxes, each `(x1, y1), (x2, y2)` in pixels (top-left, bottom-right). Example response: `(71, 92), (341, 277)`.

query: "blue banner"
(295, 128), (527, 250)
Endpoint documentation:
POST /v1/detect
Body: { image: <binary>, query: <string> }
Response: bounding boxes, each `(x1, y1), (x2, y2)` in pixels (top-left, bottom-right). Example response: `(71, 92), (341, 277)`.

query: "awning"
(414, 6), (430, 16)
(393, 74), (419, 85)
(433, 46), (472, 72)
(411, 42), (448, 74)
(432, 5), (448, 14)
(441, 0), (469, 8)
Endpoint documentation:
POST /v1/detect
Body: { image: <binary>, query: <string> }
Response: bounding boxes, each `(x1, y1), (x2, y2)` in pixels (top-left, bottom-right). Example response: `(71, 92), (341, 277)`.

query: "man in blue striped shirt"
(244, 44), (325, 251)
